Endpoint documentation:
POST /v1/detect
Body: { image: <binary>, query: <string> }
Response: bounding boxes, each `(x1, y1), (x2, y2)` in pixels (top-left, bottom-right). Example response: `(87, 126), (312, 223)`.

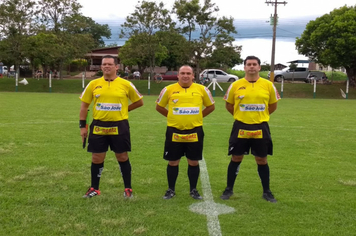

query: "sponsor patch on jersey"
(238, 129), (263, 139)
(96, 103), (122, 111)
(172, 107), (200, 115)
(239, 104), (265, 111)
(93, 126), (118, 135)
(172, 133), (198, 142)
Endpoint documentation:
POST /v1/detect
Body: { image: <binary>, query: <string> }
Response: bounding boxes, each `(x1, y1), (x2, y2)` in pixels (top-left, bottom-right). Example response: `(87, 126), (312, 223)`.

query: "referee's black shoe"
(220, 187), (233, 200)
(262, 190), (277, 203)
(163, 188), (176, 199)
(190, 189), (203, 200)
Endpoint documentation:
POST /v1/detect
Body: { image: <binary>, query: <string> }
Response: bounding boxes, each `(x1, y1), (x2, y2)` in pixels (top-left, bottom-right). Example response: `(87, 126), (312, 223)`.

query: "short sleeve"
(127, 82), (143, 103)
(80, 81), (93, 104)
(156, 87), (169, 107)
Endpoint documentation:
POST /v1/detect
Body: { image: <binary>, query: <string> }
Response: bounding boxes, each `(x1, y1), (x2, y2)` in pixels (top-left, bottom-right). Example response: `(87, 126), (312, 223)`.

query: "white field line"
(189, 157), (235, 236)
(200, 157), (222, 236)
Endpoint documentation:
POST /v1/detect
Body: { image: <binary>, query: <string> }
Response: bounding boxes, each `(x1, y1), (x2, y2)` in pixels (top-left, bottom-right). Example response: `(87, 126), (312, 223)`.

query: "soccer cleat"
(163, 189), (176, 199)
(190, 189), (203, 200)
(262, 191), (277, 203)
(220, 187), (233, 200)
(124, 188), (133, 199)
(83, 187), (100, 198)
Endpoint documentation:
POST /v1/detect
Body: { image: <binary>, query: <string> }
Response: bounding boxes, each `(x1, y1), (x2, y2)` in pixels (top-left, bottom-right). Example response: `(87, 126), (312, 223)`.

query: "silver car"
(199, 69), (239, 83)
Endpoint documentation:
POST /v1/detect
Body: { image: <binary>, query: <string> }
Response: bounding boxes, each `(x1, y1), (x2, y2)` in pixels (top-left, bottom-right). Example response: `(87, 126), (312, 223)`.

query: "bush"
(325, 71), (347, 81)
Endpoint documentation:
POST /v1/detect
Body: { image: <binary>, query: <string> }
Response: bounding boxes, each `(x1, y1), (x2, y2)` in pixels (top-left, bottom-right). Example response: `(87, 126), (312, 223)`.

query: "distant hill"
(100, 16), (312, 46)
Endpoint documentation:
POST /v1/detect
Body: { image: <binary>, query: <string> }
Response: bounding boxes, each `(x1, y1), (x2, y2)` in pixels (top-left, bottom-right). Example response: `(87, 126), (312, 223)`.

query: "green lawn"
(1, 93), (355, 235)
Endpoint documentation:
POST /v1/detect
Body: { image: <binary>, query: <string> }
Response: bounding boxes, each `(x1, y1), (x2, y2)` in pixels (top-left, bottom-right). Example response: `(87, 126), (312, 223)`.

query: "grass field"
(1, 93), (356, 236)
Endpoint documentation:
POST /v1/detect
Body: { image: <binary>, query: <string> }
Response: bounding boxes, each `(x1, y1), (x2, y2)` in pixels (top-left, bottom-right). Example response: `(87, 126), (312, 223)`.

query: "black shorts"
(88, 119), (131, 154)
(228, 120), (273, 157)
(163, 126), (204, 161)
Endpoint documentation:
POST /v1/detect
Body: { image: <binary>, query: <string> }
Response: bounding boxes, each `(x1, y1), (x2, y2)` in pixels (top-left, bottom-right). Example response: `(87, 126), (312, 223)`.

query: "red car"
(161, 71), (178, 80)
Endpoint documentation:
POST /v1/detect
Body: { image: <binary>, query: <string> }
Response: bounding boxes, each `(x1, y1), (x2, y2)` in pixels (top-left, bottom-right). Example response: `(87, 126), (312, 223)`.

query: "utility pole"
(265, 0), (287, 82)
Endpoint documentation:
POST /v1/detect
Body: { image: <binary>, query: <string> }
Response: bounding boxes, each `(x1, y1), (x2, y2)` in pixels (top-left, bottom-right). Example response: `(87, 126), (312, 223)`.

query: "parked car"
(268, 67), (327, 83)
(199, 69), (238, 83)
(161, 71), (178, 80)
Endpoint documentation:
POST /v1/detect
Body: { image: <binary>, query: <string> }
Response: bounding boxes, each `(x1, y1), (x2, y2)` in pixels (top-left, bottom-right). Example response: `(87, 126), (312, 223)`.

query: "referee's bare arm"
(80, 102), (90, 121)
(156, 104), (168, 117)
(202, 104), (215, 117)
(79, 101), (90, 141)
(128, 99), (144, 112)
(225, 102), (234, 115)
(268, 102), (278, 114)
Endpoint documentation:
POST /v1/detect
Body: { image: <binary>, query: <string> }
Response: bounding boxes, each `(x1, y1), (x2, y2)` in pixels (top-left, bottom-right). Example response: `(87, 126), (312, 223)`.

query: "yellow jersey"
(156, 83), (215, 130)
(224, 78), (280, 124)
(80, 77), (143, 121)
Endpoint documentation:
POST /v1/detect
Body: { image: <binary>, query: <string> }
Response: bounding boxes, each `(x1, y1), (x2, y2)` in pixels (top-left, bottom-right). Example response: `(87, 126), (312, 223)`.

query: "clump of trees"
(0, 0), (111, 78)
(119, 0), (243, 77)
(296, 5), (356, 86)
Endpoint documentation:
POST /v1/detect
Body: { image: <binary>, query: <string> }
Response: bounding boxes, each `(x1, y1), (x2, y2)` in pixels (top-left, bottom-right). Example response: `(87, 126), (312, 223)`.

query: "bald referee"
(156, 65), (215, 200)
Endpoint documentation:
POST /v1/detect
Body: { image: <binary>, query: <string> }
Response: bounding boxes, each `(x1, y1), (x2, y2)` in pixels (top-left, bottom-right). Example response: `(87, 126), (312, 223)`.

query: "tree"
(0, 0), (39, 74)
(173, 0), (241, 76)
(37, 0), (81, 33)
(156, 31), (190, 70)
(296, 5), (356, 86)
(205, 33), (242, 69)
(120, 0), (174, 76)
(62, 14), (111, 48)
(173, 0), (200, 42)
(119, 34), (168, 75)
(37, 0), (102, 78)
(24, 33), (61, 74)
(261, 63), (271, 71)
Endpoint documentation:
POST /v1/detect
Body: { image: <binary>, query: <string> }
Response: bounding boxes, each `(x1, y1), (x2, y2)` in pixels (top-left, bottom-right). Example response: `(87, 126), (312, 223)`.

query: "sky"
(77, 0), (356, 67)
(77, 0), (356, 21)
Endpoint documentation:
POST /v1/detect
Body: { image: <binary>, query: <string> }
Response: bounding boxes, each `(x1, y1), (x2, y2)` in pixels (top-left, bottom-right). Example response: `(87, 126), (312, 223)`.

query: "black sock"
(167, 164), (179, 191)
(118, 159), (132, 189)
(188, 165), (200, 191)
(227, 160), (241, 190)
(91, 162), (104, 190)
(258, 164), (270, 193)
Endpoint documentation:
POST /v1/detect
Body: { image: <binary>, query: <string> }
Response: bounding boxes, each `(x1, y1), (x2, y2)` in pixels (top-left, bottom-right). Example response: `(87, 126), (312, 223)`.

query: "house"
(274, 63), (287, 70)
(85, 46), (122, 71)
(84, 46), (167, 74)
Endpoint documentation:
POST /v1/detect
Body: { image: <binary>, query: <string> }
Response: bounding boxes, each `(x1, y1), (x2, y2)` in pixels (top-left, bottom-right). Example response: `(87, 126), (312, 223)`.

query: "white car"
(199, 69), (239, 83)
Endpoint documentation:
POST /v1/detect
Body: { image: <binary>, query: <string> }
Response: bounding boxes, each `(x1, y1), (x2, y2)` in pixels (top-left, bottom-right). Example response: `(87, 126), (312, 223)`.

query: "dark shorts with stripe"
(163, 126), (204, 161)
(228, 120), (273, 157)
(88, 119), (131, 154)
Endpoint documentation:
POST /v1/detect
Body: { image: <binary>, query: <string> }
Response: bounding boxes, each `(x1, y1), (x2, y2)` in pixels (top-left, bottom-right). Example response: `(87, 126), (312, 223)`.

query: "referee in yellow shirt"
(156, 65), (215, 200)
(79, 55), (143, 199)
(220, 56), (281, 202)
